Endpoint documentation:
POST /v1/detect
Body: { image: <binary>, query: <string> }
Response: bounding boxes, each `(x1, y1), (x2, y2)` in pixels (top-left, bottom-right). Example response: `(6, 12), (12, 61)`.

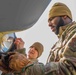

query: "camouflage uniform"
(15, 59), (45, 75)
(1, 49), (45, 75)
(45, 22), (76, 75)
(12, 49), (45, 75)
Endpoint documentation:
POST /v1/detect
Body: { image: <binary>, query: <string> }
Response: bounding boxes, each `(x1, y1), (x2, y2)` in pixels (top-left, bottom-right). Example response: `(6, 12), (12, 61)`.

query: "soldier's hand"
(14, 38), (25, 49)
(8, 52), (31, 71)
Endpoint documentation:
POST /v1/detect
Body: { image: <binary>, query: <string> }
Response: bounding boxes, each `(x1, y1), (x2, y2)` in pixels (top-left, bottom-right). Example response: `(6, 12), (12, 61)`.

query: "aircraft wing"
(0, 0), (51, 32)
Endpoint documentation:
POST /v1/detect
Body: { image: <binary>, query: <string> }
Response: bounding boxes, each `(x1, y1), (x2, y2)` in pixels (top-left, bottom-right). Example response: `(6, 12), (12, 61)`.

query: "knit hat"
(30, 42), (44, 58)
(48, 2), (72, 20)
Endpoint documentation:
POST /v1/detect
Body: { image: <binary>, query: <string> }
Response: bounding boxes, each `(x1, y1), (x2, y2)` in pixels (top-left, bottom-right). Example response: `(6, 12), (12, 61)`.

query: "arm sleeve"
(24, 63), (45, 75)
(16, 48), (27, 56)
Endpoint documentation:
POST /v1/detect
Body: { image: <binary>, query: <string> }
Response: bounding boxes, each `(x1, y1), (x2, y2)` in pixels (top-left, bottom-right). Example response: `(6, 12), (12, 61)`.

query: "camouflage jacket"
(45, 22), (76, 75)
(12, 59), (44, 75)
(1, 50), (45, 75)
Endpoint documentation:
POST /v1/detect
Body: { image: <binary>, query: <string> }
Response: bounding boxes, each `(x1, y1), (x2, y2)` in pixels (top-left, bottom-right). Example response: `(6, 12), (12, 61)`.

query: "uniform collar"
(29, 58), (38, 63)
(57, 21), (76, 38)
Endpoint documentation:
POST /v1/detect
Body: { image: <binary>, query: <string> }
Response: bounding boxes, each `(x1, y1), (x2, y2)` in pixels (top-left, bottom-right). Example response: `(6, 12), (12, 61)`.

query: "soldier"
(27, 42), (44, 63)
(14, 38), (44, 63)
(0, 2), (76, 75)
(1, 38), (44, 75)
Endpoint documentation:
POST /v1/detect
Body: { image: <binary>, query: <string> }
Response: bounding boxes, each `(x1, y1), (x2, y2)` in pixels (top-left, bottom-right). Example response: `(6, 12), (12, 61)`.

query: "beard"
(55, 17), (64, 35)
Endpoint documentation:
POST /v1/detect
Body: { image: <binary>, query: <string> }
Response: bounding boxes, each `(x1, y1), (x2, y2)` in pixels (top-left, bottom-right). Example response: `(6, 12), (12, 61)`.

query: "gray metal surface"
(0, 0), (51, 32)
